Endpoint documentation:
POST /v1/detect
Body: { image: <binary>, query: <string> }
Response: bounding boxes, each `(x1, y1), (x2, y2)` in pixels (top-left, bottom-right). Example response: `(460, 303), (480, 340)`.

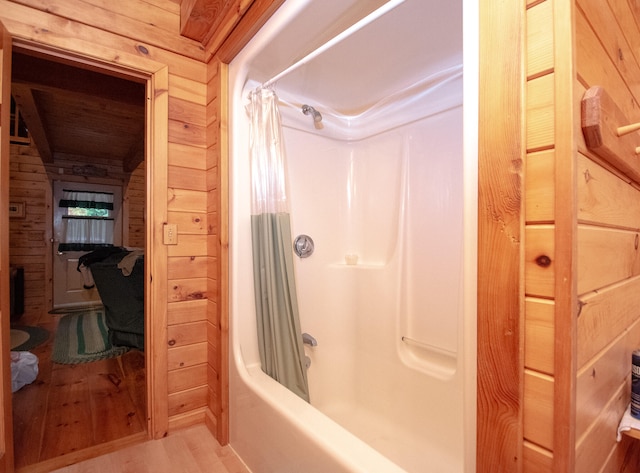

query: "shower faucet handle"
(294, 234), (314, 258)
(302, 333), (318, 347)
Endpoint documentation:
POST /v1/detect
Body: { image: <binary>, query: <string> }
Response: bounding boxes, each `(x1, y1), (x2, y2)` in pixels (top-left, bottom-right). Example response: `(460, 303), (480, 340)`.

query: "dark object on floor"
(82, 248), (144, 350)
(10, 325), (49, 352)
(10, 266), (24, 321)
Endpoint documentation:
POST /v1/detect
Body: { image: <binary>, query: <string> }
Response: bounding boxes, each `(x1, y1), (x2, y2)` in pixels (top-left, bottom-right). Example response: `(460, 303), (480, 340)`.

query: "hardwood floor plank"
(155, 433), (203, 472)
(173, 424), (227, 472)
(119, 350), (146, 422)
(88, 358), (145, 443)
(49, 425), (249, 473)
(110, 438), (174, 473)
(40, 364), (94, 461)
(12, 317), (57, 467)
(12, 309), (148, 470)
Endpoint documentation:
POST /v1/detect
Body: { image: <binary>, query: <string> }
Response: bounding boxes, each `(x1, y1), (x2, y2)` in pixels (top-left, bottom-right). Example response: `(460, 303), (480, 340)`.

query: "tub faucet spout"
(302, 333), (317, 347)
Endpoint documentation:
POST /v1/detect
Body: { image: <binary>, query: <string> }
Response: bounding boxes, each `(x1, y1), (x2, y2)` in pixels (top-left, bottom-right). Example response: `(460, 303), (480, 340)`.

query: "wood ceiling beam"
(123, 127), (145, 173)
(11, 83), (53, 162)
(180, 0), (232, 44)
(12, 53), (144, 106)
(213, 0), (285, 63)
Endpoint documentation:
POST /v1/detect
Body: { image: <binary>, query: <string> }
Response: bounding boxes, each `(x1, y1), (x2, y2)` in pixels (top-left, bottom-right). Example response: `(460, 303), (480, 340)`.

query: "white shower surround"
(229, 0), (478, 471)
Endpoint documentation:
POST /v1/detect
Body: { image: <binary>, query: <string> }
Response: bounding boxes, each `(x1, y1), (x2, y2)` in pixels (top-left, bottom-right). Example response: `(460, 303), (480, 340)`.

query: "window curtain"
(248, 86), (310, 402)
(58, 189), (114, 252)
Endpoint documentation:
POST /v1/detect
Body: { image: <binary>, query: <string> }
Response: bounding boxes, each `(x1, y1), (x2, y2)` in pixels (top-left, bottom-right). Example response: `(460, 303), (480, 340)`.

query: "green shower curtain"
(247, 86), (310, 402)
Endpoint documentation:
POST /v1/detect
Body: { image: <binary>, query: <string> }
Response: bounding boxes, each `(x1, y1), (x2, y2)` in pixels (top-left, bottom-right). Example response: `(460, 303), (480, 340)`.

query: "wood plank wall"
(9, 143), (146, 314)
(477, 0), (524, 471)
(574, 0), (640, 470)
(524, 0), (640, 471)
(0, 0), (216, 440)
(205, 55), (225, 443)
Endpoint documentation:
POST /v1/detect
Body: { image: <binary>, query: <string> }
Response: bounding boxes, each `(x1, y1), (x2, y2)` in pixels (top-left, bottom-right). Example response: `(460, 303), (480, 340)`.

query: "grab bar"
(401, 336), (456, 358)
(302, 333), (317, 347)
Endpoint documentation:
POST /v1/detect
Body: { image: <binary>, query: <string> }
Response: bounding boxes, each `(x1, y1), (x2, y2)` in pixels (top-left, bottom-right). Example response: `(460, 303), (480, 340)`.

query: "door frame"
(0, 32), (170, 470)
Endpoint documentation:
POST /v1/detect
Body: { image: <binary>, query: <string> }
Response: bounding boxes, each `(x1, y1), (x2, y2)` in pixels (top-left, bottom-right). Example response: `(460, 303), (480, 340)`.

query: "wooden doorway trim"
(0, 34), (169, 469)
(0, 23), (15, 473)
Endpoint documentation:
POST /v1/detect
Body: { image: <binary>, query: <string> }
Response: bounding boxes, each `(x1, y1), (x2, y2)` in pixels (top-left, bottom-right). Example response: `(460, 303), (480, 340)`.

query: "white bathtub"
(229, 0), (478, 471)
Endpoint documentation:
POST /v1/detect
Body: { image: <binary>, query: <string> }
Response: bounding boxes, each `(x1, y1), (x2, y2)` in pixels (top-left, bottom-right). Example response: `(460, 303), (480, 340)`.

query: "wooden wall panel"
(575, 383), (629, 472)
(168, 363), (208, 393)
(527, 73), (555, 151)
(0, 3), (204, 81)
(168, 342), (207, 371)
(477, 0), (524, 469)
(575, 320), (640, 438)
(168, 299), (208, 325)
(525, 149), (554, 223)
(10, 0), (203, 60)
(577, 226), (640, 295)
(573, 0), (640, 468)
(167, 385), (208, 416)
(524, 225), (555, 298)
(577, 153), (640, 228)
(524, 441), (553, 472)
(168, 142), (207, 169)
(205, 53), (225, 443)
(524, 370), (554, 450)
(574, 7), (638, 122)
(168, 255), (208, 279)
(527, 0), (553, 77)
(525, 297), (554, 375)
(578, 277), (640, 367)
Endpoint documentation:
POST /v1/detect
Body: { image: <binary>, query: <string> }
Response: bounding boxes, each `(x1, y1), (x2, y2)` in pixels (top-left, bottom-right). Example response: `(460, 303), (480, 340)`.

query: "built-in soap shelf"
(617, 403), (640, 441)
(330, 262), (385, 269)
(581, 86), (640, 183)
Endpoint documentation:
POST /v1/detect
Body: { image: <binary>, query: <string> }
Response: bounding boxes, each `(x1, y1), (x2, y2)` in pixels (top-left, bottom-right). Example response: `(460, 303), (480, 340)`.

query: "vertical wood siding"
(524, 0), (640, 471)
(477, 0), (524, 470)
(574, 0), (640, 470)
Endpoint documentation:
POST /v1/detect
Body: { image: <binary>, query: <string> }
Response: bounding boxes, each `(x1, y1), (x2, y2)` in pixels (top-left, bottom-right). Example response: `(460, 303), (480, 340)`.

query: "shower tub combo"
(229, 0), (478, 471)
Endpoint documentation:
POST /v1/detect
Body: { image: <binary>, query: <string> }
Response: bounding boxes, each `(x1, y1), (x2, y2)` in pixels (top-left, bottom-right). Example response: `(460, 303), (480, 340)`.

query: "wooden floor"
(11, 308), (146, 472)
(49, 424), (251, 473)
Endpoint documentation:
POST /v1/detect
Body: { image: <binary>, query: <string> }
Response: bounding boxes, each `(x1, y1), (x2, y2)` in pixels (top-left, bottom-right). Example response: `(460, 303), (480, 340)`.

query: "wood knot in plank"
(168, 339), (176, 346)
(136, 44), (149, 55)
(535, 255), (552, 267)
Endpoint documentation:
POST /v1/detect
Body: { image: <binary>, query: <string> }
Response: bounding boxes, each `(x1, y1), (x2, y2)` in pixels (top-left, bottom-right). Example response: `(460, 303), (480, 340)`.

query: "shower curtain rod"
(262, 0), (407, 88)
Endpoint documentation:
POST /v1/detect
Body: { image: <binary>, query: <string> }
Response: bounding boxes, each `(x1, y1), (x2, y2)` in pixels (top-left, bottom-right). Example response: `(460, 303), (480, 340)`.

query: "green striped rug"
(52, 308), (129, 364)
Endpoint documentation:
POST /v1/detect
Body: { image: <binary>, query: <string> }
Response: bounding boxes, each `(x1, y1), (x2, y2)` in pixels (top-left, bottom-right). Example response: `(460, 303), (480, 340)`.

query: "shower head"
(302, 104), (322, 124)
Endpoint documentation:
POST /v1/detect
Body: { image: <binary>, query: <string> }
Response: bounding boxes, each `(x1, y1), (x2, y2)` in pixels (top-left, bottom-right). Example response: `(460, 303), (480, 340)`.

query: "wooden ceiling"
(11, 52), (146, 172)
(9, 0), (274, 172)
(180, 0), (234, 45)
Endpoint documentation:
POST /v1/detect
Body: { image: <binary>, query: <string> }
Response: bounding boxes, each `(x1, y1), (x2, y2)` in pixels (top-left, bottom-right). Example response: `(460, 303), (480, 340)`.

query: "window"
(58, 190), (115, 252)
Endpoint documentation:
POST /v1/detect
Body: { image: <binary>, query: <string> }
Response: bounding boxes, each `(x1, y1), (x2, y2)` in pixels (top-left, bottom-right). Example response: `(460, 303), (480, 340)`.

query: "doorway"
(9, 50), (148, 469)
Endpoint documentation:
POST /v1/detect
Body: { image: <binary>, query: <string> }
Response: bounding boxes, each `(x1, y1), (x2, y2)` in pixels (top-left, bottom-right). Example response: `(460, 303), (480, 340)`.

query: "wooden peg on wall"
(617, 122), (640, 137)
(582, 86), (640, 183)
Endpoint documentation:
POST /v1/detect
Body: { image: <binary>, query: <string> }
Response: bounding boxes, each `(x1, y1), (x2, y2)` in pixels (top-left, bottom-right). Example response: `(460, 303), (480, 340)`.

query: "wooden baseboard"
(204, 408), (219, 441)
(167, 407), (207, 433)
(15, 432), (147, 473)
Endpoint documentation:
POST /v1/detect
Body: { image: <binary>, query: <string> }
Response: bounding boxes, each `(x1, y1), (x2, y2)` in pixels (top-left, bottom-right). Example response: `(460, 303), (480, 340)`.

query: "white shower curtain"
(247, 86), (310, 402)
